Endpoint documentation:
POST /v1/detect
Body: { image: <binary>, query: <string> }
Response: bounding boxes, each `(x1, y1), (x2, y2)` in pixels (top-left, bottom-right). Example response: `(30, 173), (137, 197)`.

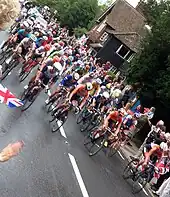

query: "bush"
(107, 71), (116, 80)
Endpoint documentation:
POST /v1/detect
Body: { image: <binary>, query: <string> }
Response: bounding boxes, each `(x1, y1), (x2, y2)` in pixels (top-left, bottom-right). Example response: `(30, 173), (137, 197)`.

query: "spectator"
(0, 0), (20, 30)
(104, 61), (111, 70)
(156, 177), (170, 197)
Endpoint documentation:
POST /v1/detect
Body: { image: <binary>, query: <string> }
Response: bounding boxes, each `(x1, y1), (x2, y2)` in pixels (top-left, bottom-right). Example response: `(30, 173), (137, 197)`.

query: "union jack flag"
(0, 84), (23, 108)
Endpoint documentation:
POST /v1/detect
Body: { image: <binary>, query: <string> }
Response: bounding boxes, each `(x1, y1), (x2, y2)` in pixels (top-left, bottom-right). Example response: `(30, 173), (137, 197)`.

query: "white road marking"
(50, 101), (67, 138)
(0, 41), (5, 49)
(138, 183), (149, 196)
(57, 120), (67, 138)
(118, 151), (125, 160)
(143, 188), (149, 196)
(47, 90), (51, 96)
(48, 90), (51, 96)
(68, 153), (89, 197)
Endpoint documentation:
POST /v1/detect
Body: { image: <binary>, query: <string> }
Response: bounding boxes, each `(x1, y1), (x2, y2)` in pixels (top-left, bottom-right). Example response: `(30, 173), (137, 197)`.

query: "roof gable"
(107, 0), (146, 33)
(106, 0), (146, 52)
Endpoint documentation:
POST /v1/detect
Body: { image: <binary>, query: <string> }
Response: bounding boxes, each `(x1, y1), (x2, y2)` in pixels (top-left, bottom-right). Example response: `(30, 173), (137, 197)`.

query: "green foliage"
(98, 0), (113, 16)
(107, 71), (116, 80)
(35, 0), (99, 31)
(73, 27), (87, 37)
(127, 0), (170, 106)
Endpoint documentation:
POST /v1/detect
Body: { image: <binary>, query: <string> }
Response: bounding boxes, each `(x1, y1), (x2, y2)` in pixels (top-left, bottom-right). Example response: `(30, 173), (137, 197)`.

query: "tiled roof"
(106, 0), (146, 52)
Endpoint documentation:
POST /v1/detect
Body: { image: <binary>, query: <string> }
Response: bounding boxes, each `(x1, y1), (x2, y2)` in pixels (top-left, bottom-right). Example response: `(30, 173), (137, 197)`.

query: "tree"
(127, 0), (170, 107)
(98, 0), (114, 14)
(73, 27), (87, 37)
(35, 0), (99, 33)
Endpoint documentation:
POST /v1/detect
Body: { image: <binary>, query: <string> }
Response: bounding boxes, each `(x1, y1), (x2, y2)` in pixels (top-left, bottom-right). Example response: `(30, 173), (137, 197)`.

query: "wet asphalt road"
(0, 32), (150, 197)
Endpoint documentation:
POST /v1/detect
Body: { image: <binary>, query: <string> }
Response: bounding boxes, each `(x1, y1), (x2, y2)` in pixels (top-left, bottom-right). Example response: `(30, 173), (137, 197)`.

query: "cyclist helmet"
(53, 62), (62, 72)
(156, 120), (164, 126)
(68, 56), (74, 62)
(43, 36), (48, 41)
(118, 108), (125, 116)
(165, 133), (170, 142)
(86, 82), (93, 91)
(92, 81), (99, 88)
(106, 83), (112, 90)
(76, 54), (80, 58)
(102, 91), (110, 99)
(29, 34), (37, 42)
(59, 41), (64, 47)
(160, 142), (168, 151)
(53, 56), (60, 63)
(47, 31), (53, 37)
(44, 44), (51, 51)
(96, 78), (102, 85)
(44, 6), (50, 10)
(85, 65), (90, 70)
(73, 73), (80, 80)
(25, 27), (32, 33)
(23, 21), (29, 28)
(54, 43), (60, 48)
(34, 32), (40, 37)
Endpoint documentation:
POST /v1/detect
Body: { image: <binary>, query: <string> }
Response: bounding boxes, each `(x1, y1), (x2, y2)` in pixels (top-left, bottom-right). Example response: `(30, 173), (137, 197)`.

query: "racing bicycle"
(123, 159), (158, 194)
(21, 81), (45, 111)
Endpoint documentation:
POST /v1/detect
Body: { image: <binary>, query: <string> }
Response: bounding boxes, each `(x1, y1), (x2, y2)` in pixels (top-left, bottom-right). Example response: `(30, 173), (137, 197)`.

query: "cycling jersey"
(17, 29), (31, 40)
(69, 84), (89, 105)
(48, 50), (60, 59)
(110, 111), (122, 123)
(20, 37), (35, 50)
(42, 66), (56, 79)
(123, 115), (133, 128)
(93, 95), (108, 109)
(36, 37), (43, 48)
(74, 85), (88, 97)
(35, 46), (46, 56)
(40, 66), (57, 85)
(144, 144), (163, 164)
(43, 59), (54, 67)
(60, 75), (78, 87)
(90, 85), (100, 96)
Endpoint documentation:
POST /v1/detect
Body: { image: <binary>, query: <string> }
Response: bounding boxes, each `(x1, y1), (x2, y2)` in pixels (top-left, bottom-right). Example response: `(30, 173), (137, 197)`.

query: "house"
(88, 0), (147, 71)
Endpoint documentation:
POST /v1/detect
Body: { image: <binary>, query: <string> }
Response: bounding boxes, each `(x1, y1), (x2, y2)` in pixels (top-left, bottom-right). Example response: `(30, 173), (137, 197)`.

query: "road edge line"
(68, 153), (89, 197)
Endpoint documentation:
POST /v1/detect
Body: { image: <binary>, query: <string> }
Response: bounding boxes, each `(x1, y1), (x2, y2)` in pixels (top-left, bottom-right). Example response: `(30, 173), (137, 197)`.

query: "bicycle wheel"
(132, 170), (150, 194)
(76, 109), (89, 124)
(47, 98), (60, 113)
(80, 115), (93, 132)
(0, 50), (13, 65)
(86, 115), (103, 133)
(0, 51), (6, 62)
(49, 107), (63, 122)
(107, 138), (121, 157)
(19, 70), (31, 82)
(50, 111), (68, 133)
(88, 135), (106, 156)
(84, 132), (93, 146)
(21, 89), (40, 111)
(123, 159), (139, 180)
(47, 93), (64, 113)
(1, 60), (17, 80)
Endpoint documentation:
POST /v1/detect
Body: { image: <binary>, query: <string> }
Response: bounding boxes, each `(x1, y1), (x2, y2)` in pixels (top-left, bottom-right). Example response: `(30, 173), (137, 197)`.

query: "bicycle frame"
(23, 59), (38, 72)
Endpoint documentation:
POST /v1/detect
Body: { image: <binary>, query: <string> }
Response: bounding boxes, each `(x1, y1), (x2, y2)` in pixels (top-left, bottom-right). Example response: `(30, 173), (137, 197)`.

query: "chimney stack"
(136, 0), (145, 16)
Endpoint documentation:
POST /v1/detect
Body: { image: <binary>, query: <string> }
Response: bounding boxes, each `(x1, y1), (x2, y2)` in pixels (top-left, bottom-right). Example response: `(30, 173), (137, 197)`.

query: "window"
(100, 32), (108, 42)
(127, 53), (135, 62)
(97, 20), (106, 32)
(116, 44), (134, 62)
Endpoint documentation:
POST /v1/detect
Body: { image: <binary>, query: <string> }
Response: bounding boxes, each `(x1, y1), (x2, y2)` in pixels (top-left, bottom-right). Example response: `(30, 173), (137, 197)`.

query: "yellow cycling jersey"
(89, 85), (100, 96)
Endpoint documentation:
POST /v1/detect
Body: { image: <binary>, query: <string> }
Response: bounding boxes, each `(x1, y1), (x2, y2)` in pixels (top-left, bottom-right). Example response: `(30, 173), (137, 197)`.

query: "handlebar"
(104, 127), (116, 136)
